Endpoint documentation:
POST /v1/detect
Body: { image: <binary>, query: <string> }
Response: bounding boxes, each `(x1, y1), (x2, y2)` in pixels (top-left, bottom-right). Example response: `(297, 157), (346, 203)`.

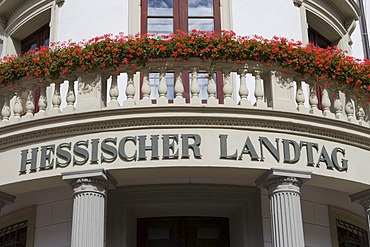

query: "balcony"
(0, 32), (369, 151)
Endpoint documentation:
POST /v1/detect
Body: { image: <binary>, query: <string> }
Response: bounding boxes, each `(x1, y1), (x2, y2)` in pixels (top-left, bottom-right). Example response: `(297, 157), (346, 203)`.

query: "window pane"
(188, 19), (214, 32)
(148, 0), (173, 16)
(148, 18), (174, 35)
(188, 0), (213, 16)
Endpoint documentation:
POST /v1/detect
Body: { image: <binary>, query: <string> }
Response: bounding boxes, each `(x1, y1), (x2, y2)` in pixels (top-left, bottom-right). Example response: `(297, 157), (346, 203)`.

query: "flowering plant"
(0, 30), (369, 102)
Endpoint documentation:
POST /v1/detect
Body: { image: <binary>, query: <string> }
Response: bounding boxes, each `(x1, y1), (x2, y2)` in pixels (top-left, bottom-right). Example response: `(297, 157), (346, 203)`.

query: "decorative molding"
(350, 189), (370, 209)
(255, 168), (311, 191)
(62, 168), (117, 192)
(0, 191), (16, 214)
(293, 0), (304, 7)
(0, 113), (369, 151)
(6, 0), (29, 19)
(55, 0), (64, 7)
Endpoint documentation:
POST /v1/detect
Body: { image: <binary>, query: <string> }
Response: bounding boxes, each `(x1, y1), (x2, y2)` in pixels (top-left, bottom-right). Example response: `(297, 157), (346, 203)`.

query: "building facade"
(0, 0), (370, 247)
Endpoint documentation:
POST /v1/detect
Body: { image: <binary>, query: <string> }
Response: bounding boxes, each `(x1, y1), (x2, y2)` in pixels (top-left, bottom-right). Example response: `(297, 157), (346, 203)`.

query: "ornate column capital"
(256, 168), (311, 195)
(55, 0), (65, 7)
(293, 0), (304, 7)
(62, 169), (117, 196)
(350, 189), (370, 209)
(0, 191), (16, 214)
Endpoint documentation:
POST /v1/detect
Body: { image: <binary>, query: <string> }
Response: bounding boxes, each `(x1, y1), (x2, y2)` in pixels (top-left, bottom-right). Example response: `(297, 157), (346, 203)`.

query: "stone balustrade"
(0, 59), (369, 128)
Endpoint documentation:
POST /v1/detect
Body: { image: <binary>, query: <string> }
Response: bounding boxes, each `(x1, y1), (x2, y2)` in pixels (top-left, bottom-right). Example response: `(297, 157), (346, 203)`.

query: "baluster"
(321, 87), (333, 117)
(357, 103), (365, 125)
(51, 81), (62, 114)
(190, 67), (201, 104)
(223, 69), (233, 105)
(158, 69), (168, 105)
(1, 95), (11, 124)
(13, 91), (23, 122)
(140, 71), (151, 105)
(174, 69), (185, 105)
(108, 74), (119, 107)
(254, 70), (266, 108)
(23, 89), (35, 120)
(238, 69), (250, 107)
(345, 95), (355, 122)
(205, 68), (216, 104)
(333, 91), (345, 120)
(39, 85), (47, 112)
(64, 78), (76, 112)
(124, 72), (135, 106)
(295, 80), (306, 112)
(309, 85), (320, 115)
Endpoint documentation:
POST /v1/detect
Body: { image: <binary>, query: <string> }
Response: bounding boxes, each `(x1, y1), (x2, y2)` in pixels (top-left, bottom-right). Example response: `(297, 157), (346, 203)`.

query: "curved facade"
(0, 0), (369, 247)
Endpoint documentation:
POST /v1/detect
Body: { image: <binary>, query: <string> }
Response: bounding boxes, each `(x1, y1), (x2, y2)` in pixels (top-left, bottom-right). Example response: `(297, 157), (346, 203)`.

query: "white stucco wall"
(57, 0), (129, 43)
(1, 186), (73, 247)
(232, 0), (303, 41)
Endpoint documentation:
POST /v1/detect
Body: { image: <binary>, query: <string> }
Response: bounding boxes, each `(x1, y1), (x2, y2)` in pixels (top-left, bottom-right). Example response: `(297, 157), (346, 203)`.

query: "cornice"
(6, 0), (29, 19)
(0, 107), (369, 151)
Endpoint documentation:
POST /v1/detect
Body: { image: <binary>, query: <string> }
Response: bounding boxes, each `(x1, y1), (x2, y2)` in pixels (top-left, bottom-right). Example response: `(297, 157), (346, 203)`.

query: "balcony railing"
(0, 58), (369, 128)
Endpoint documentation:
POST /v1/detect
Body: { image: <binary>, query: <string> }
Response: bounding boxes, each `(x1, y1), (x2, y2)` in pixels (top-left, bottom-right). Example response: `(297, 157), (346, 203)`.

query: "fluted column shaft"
(268, 177), (304, 247)
(63, 169), (116, 247)
(256, 169), (311, 247)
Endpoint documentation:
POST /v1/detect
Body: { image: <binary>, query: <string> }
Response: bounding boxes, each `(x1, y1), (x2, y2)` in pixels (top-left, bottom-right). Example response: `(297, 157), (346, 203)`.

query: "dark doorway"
(137, 217), (230, 247)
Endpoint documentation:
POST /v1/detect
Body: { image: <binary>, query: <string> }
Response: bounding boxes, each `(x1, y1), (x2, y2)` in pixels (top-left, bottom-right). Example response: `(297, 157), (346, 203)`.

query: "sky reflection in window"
(148, 0), (173, 16)
(188, 0), (213, 16)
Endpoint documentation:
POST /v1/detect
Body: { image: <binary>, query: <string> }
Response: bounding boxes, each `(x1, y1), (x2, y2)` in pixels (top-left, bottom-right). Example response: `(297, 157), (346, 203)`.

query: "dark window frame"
(21, 24), (50, 54)
(141, 0), (223, 103)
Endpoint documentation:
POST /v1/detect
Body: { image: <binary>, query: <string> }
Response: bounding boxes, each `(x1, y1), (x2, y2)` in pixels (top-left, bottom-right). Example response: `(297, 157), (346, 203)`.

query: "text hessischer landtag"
(19, 134), (348, 174)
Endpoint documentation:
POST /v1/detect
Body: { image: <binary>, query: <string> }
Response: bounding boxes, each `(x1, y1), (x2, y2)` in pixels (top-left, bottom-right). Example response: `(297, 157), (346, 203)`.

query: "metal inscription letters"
(19, 134), (348, 174)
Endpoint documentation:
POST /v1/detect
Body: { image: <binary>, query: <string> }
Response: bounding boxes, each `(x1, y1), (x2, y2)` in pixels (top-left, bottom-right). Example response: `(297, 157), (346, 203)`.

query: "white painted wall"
(232, 0), (303, 41)
(1, 186), (73, 247)
(57, 0), (129, 43)
(348, 1), (370, 59)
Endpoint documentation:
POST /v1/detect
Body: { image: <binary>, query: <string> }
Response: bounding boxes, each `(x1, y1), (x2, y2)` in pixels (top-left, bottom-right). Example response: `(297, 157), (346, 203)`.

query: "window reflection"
(188, 19), (214, 32)
(148, 0), (173, 16)
(148, 18), (174, 35)
(188, 0), (213, 16)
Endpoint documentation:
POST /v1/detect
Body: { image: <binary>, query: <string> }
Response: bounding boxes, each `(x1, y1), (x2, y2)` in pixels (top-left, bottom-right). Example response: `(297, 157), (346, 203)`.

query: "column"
(256, 168), (311, 247)
(62, 169), (116, 247)
(350, 189), (370, 246)
(0, 191), (16, 216)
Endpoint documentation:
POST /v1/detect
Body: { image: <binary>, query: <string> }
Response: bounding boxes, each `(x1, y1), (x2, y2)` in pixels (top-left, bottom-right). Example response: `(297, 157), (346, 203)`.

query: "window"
(19, 24), (50, 113)
(0, 221), (28, 247)
(141, 0), (222, 102)
(137, 217), (230, 247)
(141, 0), (221, 35)
(21, 24), (50, 53)
(308, 27), (333, 110)
(0, 207), (35, 247)
(336, 219), (369, 247)
(329, 206), (368, 247)
(308, 27), (332, 49)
